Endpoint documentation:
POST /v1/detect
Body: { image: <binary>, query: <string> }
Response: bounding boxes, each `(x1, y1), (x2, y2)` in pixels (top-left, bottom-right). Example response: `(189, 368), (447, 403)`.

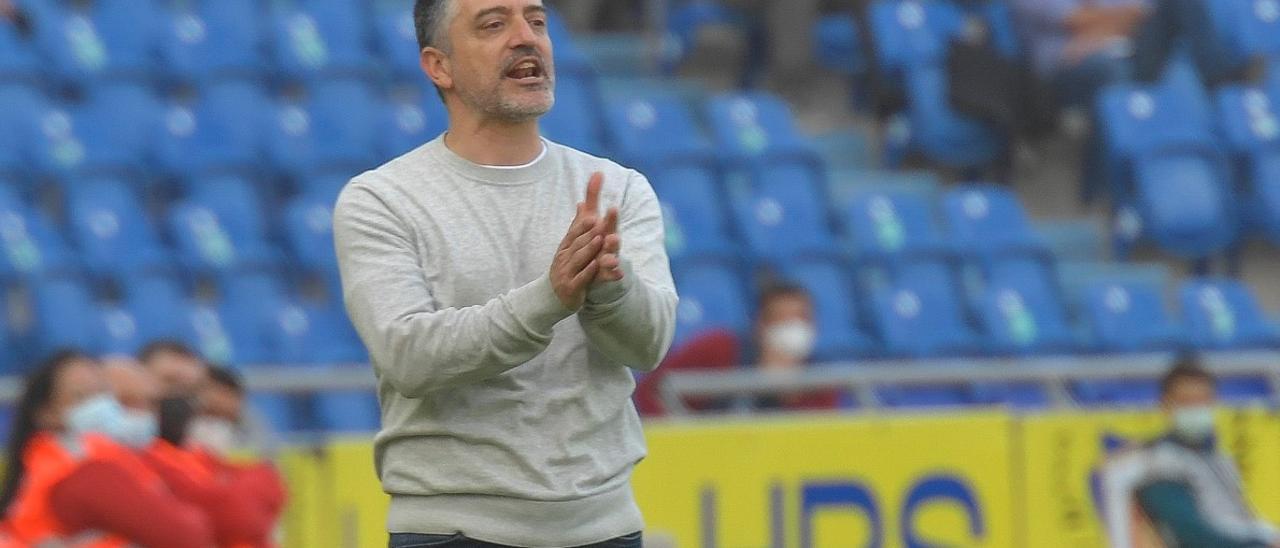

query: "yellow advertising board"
(633, 413), (1016, 548)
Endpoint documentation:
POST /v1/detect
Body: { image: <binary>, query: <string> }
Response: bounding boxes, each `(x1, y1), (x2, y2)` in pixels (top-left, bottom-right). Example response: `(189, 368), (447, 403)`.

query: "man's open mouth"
(505, 58), (545, 81)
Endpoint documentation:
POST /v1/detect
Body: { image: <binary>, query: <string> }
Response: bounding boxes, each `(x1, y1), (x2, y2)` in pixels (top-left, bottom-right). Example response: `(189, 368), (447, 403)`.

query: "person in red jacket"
(0, 350), (215, 548)
(105, 359), (286, 548)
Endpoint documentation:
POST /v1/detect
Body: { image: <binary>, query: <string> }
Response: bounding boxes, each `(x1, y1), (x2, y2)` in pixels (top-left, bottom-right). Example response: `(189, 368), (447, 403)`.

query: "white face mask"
(1172, 405), (1216, 443)
(187, 416), (238, 456)
(763, 320), (816, 360)
(66, 394), (157, 449)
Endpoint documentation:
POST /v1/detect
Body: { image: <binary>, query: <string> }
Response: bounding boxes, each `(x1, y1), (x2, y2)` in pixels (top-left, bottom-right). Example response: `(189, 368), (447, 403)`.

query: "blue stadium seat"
(0, 13), (40, 81)
(185, 302), (240, 366)
(602, 95), (716, 173)
(121, 273), (193, 344)
(269, 78), (381, 179)
(541, 75), (604, 155)
(968, 382), (1051, 410)
(1097, 62), (1239, 259)
(900, 65), (1004, 169)
(731, 163), (839, 261)
(97, 304), (147, 356)
(650, 166), (738, 262)
(35, 0), (160, 85)
(0, 188), (77, 280)
(546, 5), (592, 76)
(248, 392), (299, 433)
(813, 14), (864, 75)
(868, 259), (979, 357)
(1217, 376), (1272, 403)
(1203, 0), (1280, 74)
(65, 178), (171, 280)
(1072, 380), (1161, 407)
(1082, 280), (1184, 353)
(704, 92), (821, 167)
(159, 0), (266, 83)
(373, 3), (420, 82)
(28, 83), (160, 179)
(301, 304), (367, 364)
(876, 385), (970, 408)
(381, 86), (448, 159)
(776, 259), (875, 360)
(1180, 278), (1280, 350)
(167, 177), (280, 275)
(312, 389), (380, 431)
(844, 188), (949, 259)
(269, 0), (373, 80)
(28, 277), (101, 355)
(283, 189), (340, 279)
(220, 271), (299, 365)
(941, 185), (1045, 258)
(671, 262), (752, 346)
(1215, 85), (1280, 245)
(156, 81), (269, 179)
(0, 84), (45, 178)
(866, 0), (958, 73)
(976, 262), (1075, 356)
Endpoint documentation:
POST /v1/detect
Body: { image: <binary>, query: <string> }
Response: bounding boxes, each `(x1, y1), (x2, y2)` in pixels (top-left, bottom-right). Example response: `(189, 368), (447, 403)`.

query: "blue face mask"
(66, 394), (158, 449)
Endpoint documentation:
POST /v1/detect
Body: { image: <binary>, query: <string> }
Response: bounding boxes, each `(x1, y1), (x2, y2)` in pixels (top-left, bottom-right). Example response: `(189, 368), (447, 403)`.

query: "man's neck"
(443, 116), (544, 167)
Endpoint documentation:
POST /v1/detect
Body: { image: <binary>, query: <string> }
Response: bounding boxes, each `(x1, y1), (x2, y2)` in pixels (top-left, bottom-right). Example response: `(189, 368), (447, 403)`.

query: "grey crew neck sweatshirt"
(332, 136), (678, 547)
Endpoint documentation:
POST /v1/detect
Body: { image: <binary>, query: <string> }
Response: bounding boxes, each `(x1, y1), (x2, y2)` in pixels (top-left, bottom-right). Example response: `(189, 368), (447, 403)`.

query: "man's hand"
(551, 173), (607, 310)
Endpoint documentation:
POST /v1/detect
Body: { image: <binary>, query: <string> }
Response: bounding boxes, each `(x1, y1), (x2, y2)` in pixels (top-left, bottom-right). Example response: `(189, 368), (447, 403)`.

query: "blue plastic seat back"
(603, 95), (713, 167)
(1180, 278), (1280, 349)
(1132, 154), (1237, 258)
(66, 178), (169, 278)
(671, 262), (752, 346)
(813, 14), (864, 75)
(1204, 0), (1280, 69)
(867, 0), (960, 74)
(546, 5), (591, 76)
(381, 86), (449, 159)
(903, 65), (1004, 168)
(77, 83), (161, 175)
(271, 0), (372, 79)
(301, 303), (367, 364)
(1083, 280), (1182, 352)
(649, 167), (736, 262)
(1215, 86), (1280, 155)
(30, 277), (100, 354)
(0, 14), (40, 80)
(169, 177), (274, 273)
(942, 184), (1040, 256)
(1217, 375), (1272, 403)
(732, 163), (836, 260)
(36, 0), (159, 84)
(845, 189), (945, 257)
(270, 79), (381, 176)
(97, 304), (147, 356)
(0, 192), (76, 279)
(373, 4), (420, 81)
(978, 278), (1074, 356)
(871, 260), (976, 357)
(157, 81), (269, 177)
(705, 92), (816, 163)
(188, 177), (269, 245)
(160, 0), (265, 82)
(248, 392), (299, 433)
(122, 274), (193, 344)
(1097, 62), (1216, 159)
(541, 75), (604, 155)
(777, 259), (873, 360)
(0, 84), (46, 176)
(312, 390), (380, 431)
(283, 191), (339, 274)
(1072, 380), (1161, 407)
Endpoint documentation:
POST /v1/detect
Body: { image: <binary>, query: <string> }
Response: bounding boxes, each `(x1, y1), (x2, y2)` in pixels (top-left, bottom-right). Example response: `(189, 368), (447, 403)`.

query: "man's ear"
(421, 47), (453, 91)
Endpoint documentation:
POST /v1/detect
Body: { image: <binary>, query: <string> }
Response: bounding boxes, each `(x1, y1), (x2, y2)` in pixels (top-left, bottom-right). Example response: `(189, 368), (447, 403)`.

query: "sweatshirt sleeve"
(1136, 481), (1271, 548)
(333, 181), (576, 397)
(577, 170), (678, 372)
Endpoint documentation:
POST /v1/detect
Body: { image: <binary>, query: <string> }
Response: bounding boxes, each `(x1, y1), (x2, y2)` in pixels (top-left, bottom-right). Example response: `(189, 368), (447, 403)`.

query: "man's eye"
(483, 21), (503, 30)
(529, 18), (547, 28)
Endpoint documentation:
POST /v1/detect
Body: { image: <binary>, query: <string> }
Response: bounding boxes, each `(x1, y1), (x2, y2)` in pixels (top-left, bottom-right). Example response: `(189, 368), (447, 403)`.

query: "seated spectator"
(140, 340), (210, 398)
(197, 365), (278, 458)
(633, 329), (741, 417)
(1102, 359), (1280, 548)
(107, 359), (286, 548)
(0, 351), (215, 547)
(750, 283), (842, 412)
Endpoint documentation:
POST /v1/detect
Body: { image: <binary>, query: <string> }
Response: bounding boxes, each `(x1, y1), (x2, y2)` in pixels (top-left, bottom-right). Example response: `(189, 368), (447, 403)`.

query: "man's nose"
(507, 17), (541, 49)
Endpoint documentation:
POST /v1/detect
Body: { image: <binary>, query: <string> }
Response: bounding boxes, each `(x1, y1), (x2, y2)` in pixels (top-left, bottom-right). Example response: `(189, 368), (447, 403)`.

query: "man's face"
(756, 293), (817, 366)
(144, 351), (208, 397)
(430, 0), (556, 122)
(1162, 378), (1217, 414)
(198, 383), (244, 423)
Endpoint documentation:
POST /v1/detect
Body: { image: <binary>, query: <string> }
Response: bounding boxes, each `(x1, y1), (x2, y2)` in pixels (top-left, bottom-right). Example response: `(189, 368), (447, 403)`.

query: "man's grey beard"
(460, 79), (556, 123)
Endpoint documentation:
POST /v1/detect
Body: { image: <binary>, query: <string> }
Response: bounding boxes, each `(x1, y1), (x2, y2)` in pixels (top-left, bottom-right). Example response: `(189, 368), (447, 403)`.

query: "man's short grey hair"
(414, 0), (456, 51)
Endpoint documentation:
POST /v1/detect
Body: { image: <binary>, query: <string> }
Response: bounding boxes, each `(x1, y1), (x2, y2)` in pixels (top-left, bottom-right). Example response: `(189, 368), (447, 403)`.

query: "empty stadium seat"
(603, 95), (716, 173)
(220, 271), (299, 365)
(270, 0), (374, 80)
(844, 188), (949, 259)
(1097, 62), (1239, 259)
(1082, 280), (1184, 353)
(868, 259), (979, 357)
(671, 262), (752, 346)
(248, 392), (300, 433)
(546, 5), (592, 76)
(373, 3), (421, 82)
(156, 81), (269, 179)
(941, 185), (1045, 258)
(35, 0), (160, 85)
(976, 263), (1075, 356)
(1180, 278), (1280, 350)
(1215, 85), (1280, 245)
(65, 178), (171, 280)
(813, 14), (864, 76)
(121, 273), (193, 344)
(28, 277), (101, 356)
(1203, 0), (1280, 75)
(541, 75), (604, 155)
(0, 13), (39, 81)
(312, 389), (380, 431)
(159, 0), (266, 83)
(0, 84), (45, 178)
(301, 304), (367, 364)
(1071, 380), (1161, 407)
(704, 92), (821, 167)
(28, 83), (160, 179)
(268, 78), (381, 179)
(0, 188), (77, 280)
(731, 163), (839, 261)
(283, 189), (340, 278)
(776, 259), (875, 360)
(185, 302), (239, 365)
(168, 177), (280, 275)
(97, 303), (147, 356)
(381, 86), (448, 159)
(650, 166), (738, 262)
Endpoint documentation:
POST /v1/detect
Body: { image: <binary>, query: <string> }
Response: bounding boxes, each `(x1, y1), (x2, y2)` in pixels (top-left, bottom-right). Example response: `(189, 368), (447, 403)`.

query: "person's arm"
(577, 171), (678, 371)
(142, 450), (274, 546)
(333, 181), (576, 396)
(1136, 481), (1272, 548)
(50, 461), (215, 548)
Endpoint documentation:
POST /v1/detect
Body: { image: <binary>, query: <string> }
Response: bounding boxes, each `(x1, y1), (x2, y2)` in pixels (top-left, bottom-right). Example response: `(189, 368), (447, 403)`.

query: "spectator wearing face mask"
(0, 351), (214, 547)
(140, 340), (211, 398)
(1102, 359), (1280, 548)
(750, 283), (842, 412)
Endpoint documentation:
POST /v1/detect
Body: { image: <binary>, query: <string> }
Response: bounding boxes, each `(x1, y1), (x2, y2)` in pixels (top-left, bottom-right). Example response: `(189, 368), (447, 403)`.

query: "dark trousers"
(389, 531), (642, 548)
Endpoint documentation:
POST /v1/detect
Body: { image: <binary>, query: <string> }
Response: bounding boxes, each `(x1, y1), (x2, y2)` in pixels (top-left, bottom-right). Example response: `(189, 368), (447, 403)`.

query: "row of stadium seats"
(0, 0), (593, 87)
(672, 183), (1280, 362)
